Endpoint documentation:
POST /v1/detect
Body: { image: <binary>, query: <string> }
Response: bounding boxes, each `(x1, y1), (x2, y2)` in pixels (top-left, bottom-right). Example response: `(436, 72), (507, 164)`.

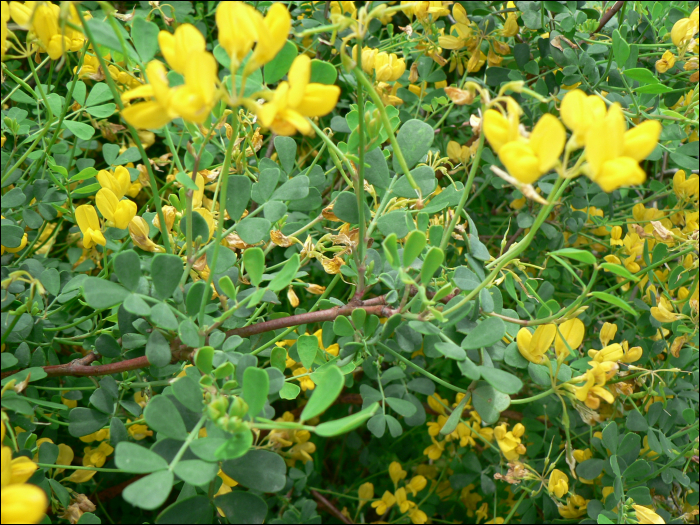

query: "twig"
(311, 489), (354, 524)
(591, 1), (624, 35)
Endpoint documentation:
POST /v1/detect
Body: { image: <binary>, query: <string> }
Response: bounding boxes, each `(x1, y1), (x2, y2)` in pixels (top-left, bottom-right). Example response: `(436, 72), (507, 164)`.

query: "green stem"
(510, 387), (555, 405)
(354, 38), (367, 295)
(168, 416), (206, 473)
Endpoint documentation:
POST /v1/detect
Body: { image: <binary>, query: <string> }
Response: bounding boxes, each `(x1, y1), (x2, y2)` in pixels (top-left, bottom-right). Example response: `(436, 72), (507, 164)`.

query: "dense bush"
(1, 1), (698, 524)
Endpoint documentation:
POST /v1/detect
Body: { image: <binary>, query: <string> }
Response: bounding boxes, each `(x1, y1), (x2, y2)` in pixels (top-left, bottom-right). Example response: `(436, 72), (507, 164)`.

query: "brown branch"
(591, 1), (624, 35)
(311, 489), (353, 524)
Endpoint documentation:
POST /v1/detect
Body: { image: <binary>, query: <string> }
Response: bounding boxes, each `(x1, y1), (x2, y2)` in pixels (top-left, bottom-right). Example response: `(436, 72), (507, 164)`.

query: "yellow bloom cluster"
(1, 421), (47, 524)
(8, 1), (86, 59)
(268, 411), (317, 467)
(369, 461), (428, 524)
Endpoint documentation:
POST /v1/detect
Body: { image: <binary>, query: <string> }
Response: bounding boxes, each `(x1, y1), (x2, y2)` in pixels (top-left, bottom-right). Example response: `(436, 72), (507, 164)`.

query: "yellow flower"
(215, 2), (262, 69)
(632, 505), (665, 524)
(673, 170), (699, 200)
(1, 445), (48, 524)
(423, 437), (445, 460)
(389, 461), (407, 486)
(352, 45), (378, 75)
(516, 324), (556, 364)
(583, 103), (661, 192)
(373, 52), (406, 82)
(395, 487), (416, 513)
(128, 216), (164, 253)
(406, 475), (427, 496)
(482, 100), (521, 154)
(293, 367), (315, 391)
(96, 189), (137, 229)
(75, 205), (106, 249)
(127, 422), (153, 441)
(2, 231), (27, 254)
(79, 428), (109, 443)
(494, 423), (526, 460)
(557, 494), (588, 519)
(9, 1), (85, 59)
(610, 225), (624, 246)
(554, 318), (585, 358)
(158, 23), (205, 75)
(498, 113), (565, 183)
(650, 301), (679, 323)
(560, 89), (607, 148)
(671, 11), (699, 48)
(371, 490), (396, 514)
(97, 166), (131, 200)
(358, 481), (374, 510)
(655, 50), (676, 73)
(409, 507), (428, 524)
(121, 40), (218, 129)
(569, 361), (616, 409)
(83, 442), (114, 468)
(2, 1), (11, 58)
(246, 3), (291, 73)
(258, 54), (340, 136)
(547, 469), (569, 498)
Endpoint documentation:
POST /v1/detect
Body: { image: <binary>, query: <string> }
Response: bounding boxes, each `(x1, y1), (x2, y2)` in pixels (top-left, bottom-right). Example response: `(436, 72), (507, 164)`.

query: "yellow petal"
(585, 103), (625, 177)
(622, 120), (661, 162)
(121, 100), (173, 130)
(483, 109), (512, 153)
(529, 113), (565, 173)
(1, 483), (48, 524)
(96, 188), (119, 223)
(499, 141), (541, 184)
(554, 318), (585, 357)
(295, 84), (341, 117)
(590, 156), (646, 192)
(288, 55), (311, 108)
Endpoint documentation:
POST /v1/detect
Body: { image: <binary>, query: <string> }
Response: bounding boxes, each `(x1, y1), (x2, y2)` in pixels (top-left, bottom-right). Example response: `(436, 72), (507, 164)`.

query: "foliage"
(1, 1), (698, 524)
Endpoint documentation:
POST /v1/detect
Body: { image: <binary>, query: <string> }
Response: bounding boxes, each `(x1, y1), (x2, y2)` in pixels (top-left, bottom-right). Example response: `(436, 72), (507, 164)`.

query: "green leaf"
(267, 254), (300, 291)
(478, 366), (523, 395)
(85, 103), (116, 118)
(403, 230), (426, 267)
(132, 16), (160, 63)
(600, 262), (640, 281)
(172, 376), (203, 413)
(315, 402), (379, 437)
(63, 120), (95, 140)
(363, 147), (390, 188)
(124, 293), (151, 317)
(151, 254), (183, 299)
(461, 318), (506, 350)
(68, 408), (110, 438)
(590, 291), (638, 316)
(310, 59), (338, 84)
(144, 395), (188, 440)
(146, 330), (171, 368)
(114, 250), (141, 291)
(279, 382), (301, 400)
(626, 410), (648, 432)
(420, 247), (444, 283)
(392, 166), (437, 198)
(274, 135), (297, 174)
(222, 449), (287, 492)
(215, 491), (268, 523)
(123, 470), (173, 510)
(252, 168), (281, 204)
(623, 68), (660, 84)
(472, 383), (511, 425)
(440, 393), (468, 436)
(377, 210), (409, 238)
(215, 428), (254, 460)
(82, 277), (128, 309)
(435, 341), (466, 360)
(333, 192), (360, 223)
(174, 459), (218, 486)
(237, 217), (271, 245)
(243, 367), (269, 418)
(551, 248), (597, 265)
(393, 119), (434, 171)
(385, 397), (417, 417)
(271, 176), (309, 201)
(115, 442), (168, 473)
(264, 41), (298, 85)
(457, 356), (481, 380)
(195, 346), (214, 374)
(243, 247), (265, 287)
(95, 334), (121, 358)
(150, 303), (179, 332)
(86, 18), (138, 59)
(301, 366), (344, 421)
(297, 335), (319, 370)
(577, 458), (605, 479)
(179, 319), (201, 348)
(156, 496), (213, 525)
(602, 421), (618, 454)
(226, 176), (252, 221)
(612, 29), (630, 66)
(383, 233), (400, 269)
